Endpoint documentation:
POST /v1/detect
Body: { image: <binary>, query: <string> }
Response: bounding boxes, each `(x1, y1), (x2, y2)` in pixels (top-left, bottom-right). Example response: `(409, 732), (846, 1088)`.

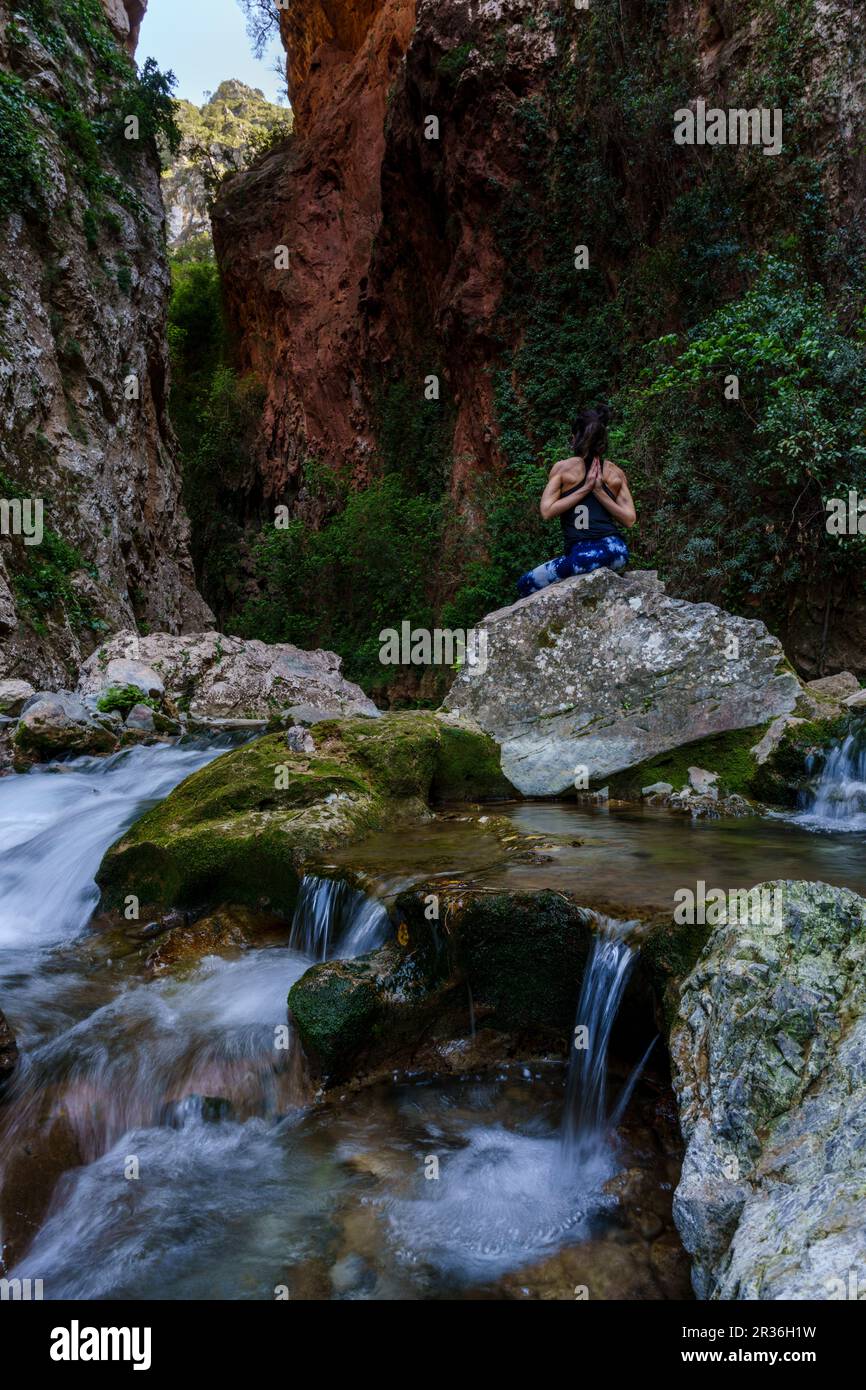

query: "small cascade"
(560, 916), (652, 1162)
(794, 733), (866, 831)
(289, 875), (390, 961)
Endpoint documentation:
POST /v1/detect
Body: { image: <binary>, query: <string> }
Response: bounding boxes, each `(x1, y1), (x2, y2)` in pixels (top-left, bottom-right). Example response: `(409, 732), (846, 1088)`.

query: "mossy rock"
(429, 721), (515, 801)
(607, 725), (768, 802)
(288, 941), (453, 1081)
(641, 916), (714, 1032)
(751, 713), (856, 807)
(96, 714), (515, 917)
(288, 885), (664, 1084)
(395, 886), (596, 1035)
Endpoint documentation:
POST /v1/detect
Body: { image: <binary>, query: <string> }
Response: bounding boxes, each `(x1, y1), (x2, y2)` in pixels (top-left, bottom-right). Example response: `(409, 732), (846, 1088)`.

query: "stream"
(1, 734), (864, 1299)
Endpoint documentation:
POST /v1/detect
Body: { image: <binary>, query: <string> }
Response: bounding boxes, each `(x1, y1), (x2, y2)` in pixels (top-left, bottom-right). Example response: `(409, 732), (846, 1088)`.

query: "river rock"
(78, 630), (378, 721)
(289, 888), (599, 1082)
(14, 691), (120, 762)
(670, 879), (866, 1300)
(442, 570), (801, 796)
(124, 703), (157, 733)
(805, 671), (860, 699)
(0, 680), (35, 716)
(687, 767), (718, 798)
(641, 781), (673, 796)
(0, 1006), (18, 1090)
(96, 714), (514, 918)
(750, 714), (806, 765)
(843, 688), (866, 709)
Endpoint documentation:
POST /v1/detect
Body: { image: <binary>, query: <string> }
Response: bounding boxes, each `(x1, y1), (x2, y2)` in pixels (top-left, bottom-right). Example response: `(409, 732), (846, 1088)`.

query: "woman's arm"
(540, 460), (599, 519)
(593, 468), (637, 528)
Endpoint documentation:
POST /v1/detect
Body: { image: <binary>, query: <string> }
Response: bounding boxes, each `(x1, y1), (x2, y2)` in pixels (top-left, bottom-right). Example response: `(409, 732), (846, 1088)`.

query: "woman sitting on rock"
(516, 404), (637, 597)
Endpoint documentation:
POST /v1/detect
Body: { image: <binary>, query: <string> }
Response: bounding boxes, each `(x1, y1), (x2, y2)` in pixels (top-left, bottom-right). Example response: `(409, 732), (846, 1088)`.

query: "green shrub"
(96, 684), (159, 716)
(616, 258), (866, 623)
(233, 475), (442, 692)
(0, 72), (45, 217)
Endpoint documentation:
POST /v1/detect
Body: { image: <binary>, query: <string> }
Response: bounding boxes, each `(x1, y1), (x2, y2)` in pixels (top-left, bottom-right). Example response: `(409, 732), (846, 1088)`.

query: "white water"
(792, 734), (866, 832)
(561, 917), (653, 1162)
(290, 874), (390, 960)
(0, 738), (239, 951)
(0, 744), (662, 1298)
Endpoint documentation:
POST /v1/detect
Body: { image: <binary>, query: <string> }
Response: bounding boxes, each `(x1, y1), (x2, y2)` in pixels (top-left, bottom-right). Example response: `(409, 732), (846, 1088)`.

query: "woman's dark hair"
(570, 403), (611, 462)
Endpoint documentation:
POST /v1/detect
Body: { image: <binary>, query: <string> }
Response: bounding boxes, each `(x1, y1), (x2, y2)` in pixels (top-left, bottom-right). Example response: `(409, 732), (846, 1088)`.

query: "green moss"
(0, 72), (45, 217)
(751, 713), (856, 807)
(429, 723), (514, 802)
(642, 917), (714, 1032)
(607, 725), (769, 800)
(437, 42), (474, 85)
(96, 715), (514, 916)
(288, 959), (385, 1076)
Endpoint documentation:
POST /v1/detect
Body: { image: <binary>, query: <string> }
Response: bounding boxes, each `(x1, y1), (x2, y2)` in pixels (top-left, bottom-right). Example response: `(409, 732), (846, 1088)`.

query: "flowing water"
(790, 732), (866, 832)
(1, 734), (863, 1298)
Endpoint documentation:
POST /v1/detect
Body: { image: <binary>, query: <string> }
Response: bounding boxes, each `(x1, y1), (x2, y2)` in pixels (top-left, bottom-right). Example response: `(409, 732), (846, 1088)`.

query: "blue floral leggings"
(516, 534), (629, 598)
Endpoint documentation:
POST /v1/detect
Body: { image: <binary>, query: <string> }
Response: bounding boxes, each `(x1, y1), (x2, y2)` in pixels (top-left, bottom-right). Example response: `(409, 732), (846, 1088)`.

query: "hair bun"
(595, 403), (611, 426)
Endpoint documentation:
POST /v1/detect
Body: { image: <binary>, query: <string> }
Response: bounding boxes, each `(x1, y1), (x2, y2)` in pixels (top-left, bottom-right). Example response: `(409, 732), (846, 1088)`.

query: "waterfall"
(0, 737), (239, 950)
(560, 916), (652, 1161)
(289, 874), (390, 961)
(795, 732), (866, 831)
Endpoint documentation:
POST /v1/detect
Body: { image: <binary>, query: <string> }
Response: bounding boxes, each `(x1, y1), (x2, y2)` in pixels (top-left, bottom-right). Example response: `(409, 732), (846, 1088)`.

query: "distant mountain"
(162, 80), (292, 251)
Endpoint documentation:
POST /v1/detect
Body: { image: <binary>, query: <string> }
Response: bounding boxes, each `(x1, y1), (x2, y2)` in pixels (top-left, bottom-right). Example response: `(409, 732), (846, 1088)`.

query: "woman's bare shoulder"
(603, 459), (627, 481)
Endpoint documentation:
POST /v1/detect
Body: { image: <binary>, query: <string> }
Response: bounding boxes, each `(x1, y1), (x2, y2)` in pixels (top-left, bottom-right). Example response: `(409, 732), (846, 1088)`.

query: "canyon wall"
(0, 0), (211, 688)
(213, 0), (865, 675)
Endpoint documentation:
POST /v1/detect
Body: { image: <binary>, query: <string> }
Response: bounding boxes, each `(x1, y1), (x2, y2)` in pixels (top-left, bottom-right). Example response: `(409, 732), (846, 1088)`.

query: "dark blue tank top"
(560, 463), (622, 546)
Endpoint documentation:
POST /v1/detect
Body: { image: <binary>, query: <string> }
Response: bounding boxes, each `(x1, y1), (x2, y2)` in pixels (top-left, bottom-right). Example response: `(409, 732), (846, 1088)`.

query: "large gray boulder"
(443, 569), (800, 795)
(671, 879), (866, 1300)
(15, 691), (120, 761)
(77, 630), (379, 722)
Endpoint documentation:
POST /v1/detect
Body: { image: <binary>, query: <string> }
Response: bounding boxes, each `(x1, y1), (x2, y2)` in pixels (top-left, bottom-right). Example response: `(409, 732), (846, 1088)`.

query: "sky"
(139, 0), (287, 107)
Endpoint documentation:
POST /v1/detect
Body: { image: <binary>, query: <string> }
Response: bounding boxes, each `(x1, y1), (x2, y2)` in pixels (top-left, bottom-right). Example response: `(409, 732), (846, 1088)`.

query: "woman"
(516, 404), (636, 597)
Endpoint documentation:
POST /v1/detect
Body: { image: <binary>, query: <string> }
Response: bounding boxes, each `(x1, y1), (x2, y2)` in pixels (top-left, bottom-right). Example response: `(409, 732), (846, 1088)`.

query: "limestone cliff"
(212, 0), (866, 679)
(0, 0), (211, 688)
(162, 81), (292, 251)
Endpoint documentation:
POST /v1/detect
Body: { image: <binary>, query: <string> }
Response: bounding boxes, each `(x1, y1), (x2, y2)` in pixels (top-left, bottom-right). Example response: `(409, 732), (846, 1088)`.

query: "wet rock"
(443, 570), (800, 796)
(96, 713), (514, 918)
(288, 942), (451, 1082)
(14, 691), (120, 763)
(144, 905), (288, 972)
(641, 781), (672, 796)
(288, 887), (602, 1083)
(750, 712), (854, 807)
(843, 688), (866, 710)
(0, 680), (35, 716)
(0, 1007), (18, 1090)
(671, 879), (866, 1300)
(78, 630), (378, 722)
